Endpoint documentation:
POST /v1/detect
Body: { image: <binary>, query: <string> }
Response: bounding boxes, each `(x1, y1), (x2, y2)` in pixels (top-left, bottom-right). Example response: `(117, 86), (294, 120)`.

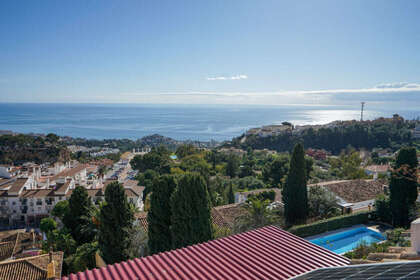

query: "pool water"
(308, 227), (385, 254)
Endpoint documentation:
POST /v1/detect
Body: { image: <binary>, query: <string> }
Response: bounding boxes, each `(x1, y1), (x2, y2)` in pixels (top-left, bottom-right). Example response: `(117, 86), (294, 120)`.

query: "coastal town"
(2, 0), (420, 278)
(0, 116), (418, 279)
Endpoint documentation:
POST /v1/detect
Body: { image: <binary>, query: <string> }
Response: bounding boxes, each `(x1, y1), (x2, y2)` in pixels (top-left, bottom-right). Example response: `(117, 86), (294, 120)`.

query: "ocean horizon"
(0, 103), (419, 141)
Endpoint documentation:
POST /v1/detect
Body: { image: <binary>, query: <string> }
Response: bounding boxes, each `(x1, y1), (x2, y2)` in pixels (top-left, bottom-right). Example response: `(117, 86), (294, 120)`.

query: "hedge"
(288, 211), (374, 238)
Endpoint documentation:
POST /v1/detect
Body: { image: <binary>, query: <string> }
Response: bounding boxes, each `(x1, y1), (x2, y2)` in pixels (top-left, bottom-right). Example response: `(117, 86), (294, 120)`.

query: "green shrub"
(386, 228), (411, 247)
(344, 241), (389, 259)
(344, 228), (411, 259)
(288, 211), (373, 237)
(247, 190), (276, 202)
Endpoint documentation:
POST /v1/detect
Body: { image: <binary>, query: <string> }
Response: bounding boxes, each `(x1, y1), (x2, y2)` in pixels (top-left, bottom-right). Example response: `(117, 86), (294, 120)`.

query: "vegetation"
(289, 211), (372, 237)
(235, 117), (418, 154)
(247, 190), (276, 203)
(0, 133), (70, 164)
(63, 186), (95, 244)
(307, 187), (340, 219)
(40, 217), (57, 235)
(283, 143), (308, 225)
(130, 146), (171, 174)
(234, 198), (283, 233)
(375, 194), (391, 224)
(227, 183), (235, 204)
(329, 150), (368, 179)
(44, 180), (140, 274)
(226, 154), (240, 177)
(262, 154), (289, 187)
(171, 173), (213, 249)
(148, 175), (177, 254)
(344, 228), (410, 259)
(390, 147), (419, 228)
(98, 182), (134, 264)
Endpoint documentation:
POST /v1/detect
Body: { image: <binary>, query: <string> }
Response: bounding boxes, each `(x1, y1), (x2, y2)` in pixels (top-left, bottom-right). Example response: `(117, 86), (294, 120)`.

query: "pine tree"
(148, 175), (177, 254)
(63, 186), (94, 244)
(226, 154), (239, 178)
(171, 173), (213, 249)
(228, 183), (235, 204)
(390, 147), (418, 227)
(98, 182), (134, 264)
(283, 143), (308, 225)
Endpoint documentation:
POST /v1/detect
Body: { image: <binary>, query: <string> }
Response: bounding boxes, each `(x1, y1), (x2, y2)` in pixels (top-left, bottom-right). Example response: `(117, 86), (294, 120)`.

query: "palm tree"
(233, 198), (283, 233)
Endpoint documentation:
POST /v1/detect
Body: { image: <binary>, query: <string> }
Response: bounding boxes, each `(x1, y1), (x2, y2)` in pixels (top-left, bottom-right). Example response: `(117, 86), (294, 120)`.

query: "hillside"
(230, 115), (419, 154)
(0, 134), (70, 164)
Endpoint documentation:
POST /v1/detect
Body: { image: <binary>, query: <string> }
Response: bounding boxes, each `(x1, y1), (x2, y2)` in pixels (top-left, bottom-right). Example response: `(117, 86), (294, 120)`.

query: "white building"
(0, 176), (144, 228)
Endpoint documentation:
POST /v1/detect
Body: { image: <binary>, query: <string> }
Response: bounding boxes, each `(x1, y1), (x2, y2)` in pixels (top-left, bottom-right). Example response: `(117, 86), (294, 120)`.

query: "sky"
(0, 0), (420, 107)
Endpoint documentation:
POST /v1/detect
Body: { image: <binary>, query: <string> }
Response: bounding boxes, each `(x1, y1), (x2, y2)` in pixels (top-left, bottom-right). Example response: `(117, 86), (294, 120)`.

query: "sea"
(0, 103), (419, 141)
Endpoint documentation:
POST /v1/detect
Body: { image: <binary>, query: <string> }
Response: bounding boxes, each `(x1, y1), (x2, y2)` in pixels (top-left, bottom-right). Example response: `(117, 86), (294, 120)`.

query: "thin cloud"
(206, 74), (248, 81)
(375, 82), (420, 89)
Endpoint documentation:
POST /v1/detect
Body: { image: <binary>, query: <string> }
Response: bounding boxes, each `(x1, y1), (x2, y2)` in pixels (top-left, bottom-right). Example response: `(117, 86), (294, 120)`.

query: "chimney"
(411, 218), (420, 254)
(47, 248), (55, 279)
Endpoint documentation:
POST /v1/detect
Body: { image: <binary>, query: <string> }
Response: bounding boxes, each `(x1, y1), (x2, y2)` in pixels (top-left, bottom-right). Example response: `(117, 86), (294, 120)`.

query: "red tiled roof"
(0, 252), (63, 280)
(63, 226), (349, 280)
(134, 212), (148, 233)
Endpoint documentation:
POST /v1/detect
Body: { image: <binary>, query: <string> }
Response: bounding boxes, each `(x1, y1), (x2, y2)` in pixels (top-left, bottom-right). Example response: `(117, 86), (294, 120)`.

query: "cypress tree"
(226, 154), (239, 178)
(228, 183), (235, 204)
(63, 186), (94, 244)
(98, 182), (134, 264)
(283, 143), (308, 225)
(148, 175), (177, 254)
(171, 173), (213, 249)
(390, 147), (418, 227)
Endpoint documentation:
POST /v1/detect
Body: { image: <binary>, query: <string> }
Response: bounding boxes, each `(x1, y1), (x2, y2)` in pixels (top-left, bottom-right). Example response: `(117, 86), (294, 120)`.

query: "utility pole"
(360, 102), (365, 121)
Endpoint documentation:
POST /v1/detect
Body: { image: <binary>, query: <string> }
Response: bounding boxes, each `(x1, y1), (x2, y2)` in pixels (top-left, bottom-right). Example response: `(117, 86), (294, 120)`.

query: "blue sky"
(0, 0), (420, 106)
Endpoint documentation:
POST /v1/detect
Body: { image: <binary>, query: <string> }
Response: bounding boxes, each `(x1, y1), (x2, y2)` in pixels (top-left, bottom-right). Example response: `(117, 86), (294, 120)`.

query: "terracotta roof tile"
(310, 179), (386, 203)
(0, 252), (63, 280)
(134, 212), (148, 233)
(0, 242), (14, 261)
(7, 178), (28, 194)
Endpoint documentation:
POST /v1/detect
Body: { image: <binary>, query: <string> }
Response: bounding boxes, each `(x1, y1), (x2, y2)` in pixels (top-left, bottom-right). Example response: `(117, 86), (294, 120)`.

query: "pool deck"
(305, 224), (387, 241)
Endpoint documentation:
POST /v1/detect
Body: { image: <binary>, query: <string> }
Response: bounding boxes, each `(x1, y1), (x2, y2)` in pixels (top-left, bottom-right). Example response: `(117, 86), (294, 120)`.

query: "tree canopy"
(148, 175), (177, 254)
(170, 173), (213, 249)
(283, 143), (308, 225)
(98, 182), (134, 264)
(390, 147), (419, 228)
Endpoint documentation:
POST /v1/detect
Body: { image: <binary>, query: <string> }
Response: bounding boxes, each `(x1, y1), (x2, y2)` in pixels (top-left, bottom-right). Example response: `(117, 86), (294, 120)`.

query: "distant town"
(0, 115), (419, 279)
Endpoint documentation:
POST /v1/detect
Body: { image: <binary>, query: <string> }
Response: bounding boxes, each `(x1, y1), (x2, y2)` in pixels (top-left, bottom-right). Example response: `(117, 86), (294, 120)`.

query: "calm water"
(309, 227), (385, 254)
(0, 103), (418, 141)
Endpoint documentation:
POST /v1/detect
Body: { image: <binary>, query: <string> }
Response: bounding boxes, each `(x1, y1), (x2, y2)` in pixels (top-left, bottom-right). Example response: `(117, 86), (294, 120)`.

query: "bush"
(308, 187), (340, 219)
(247, 190), (276, 202)
(386, 228), (410, 247)
(288, 211), (373, 237)
(344, 228), (411, 259)
(344, 241), (389, 259)
(235, 176), (266, 190)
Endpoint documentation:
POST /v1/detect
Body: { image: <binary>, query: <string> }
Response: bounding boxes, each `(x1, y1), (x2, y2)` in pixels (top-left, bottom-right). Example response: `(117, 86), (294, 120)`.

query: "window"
(46, 198), (53, 205)
(36, 199), (42, 206)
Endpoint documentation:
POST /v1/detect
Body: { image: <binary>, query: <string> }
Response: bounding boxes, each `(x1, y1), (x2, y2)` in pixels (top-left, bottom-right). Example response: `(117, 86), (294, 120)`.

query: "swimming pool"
(308, 227), (385, 254)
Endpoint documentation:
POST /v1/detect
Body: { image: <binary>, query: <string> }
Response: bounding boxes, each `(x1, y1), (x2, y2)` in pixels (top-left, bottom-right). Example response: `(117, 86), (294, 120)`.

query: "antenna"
(360, 102), (365, 121)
